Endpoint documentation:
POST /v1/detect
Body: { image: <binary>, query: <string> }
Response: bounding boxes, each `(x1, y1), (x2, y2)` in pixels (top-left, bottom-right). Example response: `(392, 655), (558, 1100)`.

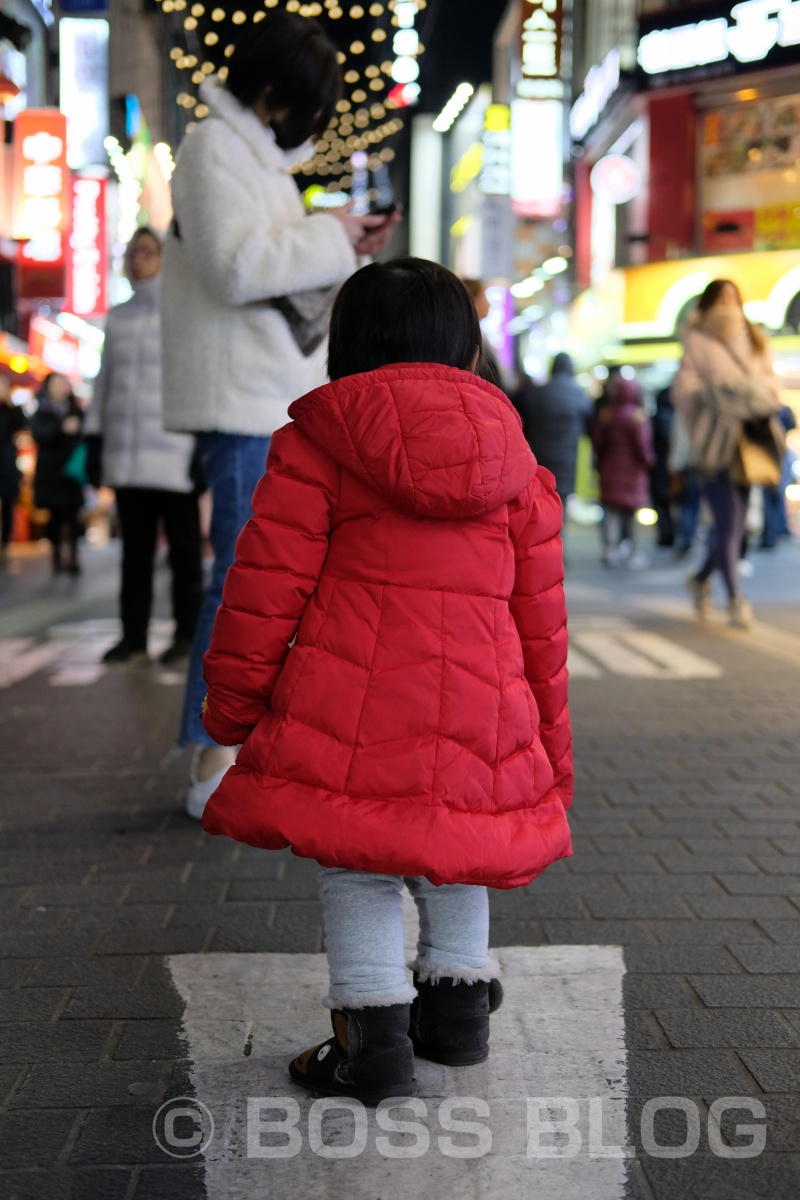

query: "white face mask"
(278, 138), (315, 169)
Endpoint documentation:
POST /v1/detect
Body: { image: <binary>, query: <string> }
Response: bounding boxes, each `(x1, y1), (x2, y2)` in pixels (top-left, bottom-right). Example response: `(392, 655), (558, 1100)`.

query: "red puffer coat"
(201, 363), (573, 889)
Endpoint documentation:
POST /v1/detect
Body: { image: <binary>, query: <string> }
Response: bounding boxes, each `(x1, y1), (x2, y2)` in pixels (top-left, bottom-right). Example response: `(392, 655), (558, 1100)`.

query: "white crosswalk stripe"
(569, 629), (722, 680)
(0, 620), (181, 688)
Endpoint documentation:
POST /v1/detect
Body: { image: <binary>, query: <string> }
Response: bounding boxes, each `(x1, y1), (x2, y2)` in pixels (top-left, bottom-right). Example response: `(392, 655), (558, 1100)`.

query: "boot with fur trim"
(289, 1003), (417, 1105)
(410, 975), (504, 1066)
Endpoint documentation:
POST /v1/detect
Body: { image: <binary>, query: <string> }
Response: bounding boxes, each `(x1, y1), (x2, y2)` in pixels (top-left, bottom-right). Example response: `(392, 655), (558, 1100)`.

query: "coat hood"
(610, 378), (643, 408)
(289, 363), (537, 519)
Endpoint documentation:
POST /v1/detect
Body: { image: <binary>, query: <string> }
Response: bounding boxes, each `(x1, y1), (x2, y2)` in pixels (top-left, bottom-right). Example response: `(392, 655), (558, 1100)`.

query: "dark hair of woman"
(328, 258), (487, 382)
(38, 373), (74, 402)
(225, 9), (342, 148)
(124, 226), (161, 275)
(696, 278), (766, 353)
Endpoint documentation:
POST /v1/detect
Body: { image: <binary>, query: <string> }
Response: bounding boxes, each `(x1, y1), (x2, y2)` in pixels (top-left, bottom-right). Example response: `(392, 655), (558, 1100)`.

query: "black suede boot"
(409, 974), (504, 1066)
(289, 1003), (417, 1105)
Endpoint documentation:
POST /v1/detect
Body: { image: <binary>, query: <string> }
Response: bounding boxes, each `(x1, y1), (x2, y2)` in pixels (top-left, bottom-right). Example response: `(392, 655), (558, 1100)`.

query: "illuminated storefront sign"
(450, 142), (483, 194)
(513, 3), (564, 211)
(638, 0), (800, 84)
(590, 154), (642, 204)
(570, 50), (621, 141)
(510, 98), (563, 217)
(519, 0), (563, 84)
(59, 18), (109, 169)
(66, 176), (107, 318)
(619, 249), (800, 339)
(14, 109), (69, 297)
(480, 104), (511, 196)
(391, 0), (420, 100)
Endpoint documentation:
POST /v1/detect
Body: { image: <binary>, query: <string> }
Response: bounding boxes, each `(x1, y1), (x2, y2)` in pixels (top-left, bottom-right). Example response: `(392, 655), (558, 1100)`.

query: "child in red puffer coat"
(200, 257), (573, 1103)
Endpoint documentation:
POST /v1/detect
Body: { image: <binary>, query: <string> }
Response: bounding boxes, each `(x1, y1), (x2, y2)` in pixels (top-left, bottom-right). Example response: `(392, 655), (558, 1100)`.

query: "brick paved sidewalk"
(0, 537), (799, 1199)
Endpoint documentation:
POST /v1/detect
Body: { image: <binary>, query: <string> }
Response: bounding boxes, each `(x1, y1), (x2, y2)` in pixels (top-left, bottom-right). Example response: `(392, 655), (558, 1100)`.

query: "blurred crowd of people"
(505, 278), (793, 629)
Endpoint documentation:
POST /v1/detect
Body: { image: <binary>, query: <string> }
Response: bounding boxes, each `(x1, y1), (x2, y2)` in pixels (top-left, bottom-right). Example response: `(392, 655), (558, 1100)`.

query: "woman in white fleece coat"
(161, 10), (397, 816)
(672, 279), (780, 627)
(86, 228), (202, 666)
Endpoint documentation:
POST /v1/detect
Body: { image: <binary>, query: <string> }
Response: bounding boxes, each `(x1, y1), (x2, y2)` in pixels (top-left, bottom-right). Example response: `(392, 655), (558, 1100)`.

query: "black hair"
(328, 258), (485, 382)
(38, 372), (76, 407)
(226, 9), (341, 147)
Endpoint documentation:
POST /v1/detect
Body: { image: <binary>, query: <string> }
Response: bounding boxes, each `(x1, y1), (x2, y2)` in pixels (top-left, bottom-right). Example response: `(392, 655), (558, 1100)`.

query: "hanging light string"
(157, 0), (425, 192)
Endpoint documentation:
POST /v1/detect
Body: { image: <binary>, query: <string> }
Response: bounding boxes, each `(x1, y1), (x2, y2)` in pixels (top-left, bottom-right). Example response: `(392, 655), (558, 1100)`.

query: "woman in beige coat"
(672, 279), (780, 628)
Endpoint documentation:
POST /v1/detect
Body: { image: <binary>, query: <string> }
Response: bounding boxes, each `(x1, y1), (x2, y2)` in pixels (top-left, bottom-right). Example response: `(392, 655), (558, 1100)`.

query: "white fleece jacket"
(161, 78), (358, 436)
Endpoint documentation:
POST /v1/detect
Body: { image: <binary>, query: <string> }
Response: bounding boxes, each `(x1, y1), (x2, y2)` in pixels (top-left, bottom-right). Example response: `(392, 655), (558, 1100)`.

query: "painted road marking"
(567, 615), (723, 680)
(0, 620), (180, 688)
(167, 944), (628, 1199)
(566, 646), (603, 679)
(616, 630), (722, 679)
(571, 630), (722, 680)
(0, 620), (721, 686)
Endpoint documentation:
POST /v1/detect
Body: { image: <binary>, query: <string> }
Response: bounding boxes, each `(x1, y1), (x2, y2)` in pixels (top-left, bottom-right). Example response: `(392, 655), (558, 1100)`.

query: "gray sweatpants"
(318, 866), (499, 1010)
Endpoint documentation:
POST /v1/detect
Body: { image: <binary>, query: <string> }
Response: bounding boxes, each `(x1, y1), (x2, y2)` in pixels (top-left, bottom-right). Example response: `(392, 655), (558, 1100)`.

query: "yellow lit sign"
(484, 104), (510, 132)
(450, 141), (483, 194)
(450, 215), (474, 239)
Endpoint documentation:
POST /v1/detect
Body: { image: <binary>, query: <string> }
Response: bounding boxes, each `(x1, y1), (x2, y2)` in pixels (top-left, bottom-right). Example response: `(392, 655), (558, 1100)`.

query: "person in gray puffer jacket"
(84, 227), (202, 665)
(516, 352), (591, 506)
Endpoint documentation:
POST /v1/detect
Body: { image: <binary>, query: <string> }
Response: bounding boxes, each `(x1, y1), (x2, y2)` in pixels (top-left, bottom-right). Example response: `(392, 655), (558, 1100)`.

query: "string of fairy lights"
(156, 0), (426, 194)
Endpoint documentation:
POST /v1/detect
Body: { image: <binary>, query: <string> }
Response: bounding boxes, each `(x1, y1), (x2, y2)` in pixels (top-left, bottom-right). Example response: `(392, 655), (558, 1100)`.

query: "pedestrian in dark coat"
(30, 373), (85, 574)
(591, 377), (654, 564)
(650, 385), (675, 547)
(518, 352), (591, 504)
(0, 377), (25, 559)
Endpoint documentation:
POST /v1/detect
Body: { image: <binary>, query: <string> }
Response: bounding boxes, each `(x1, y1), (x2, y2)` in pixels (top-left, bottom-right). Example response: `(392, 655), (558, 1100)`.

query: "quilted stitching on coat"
(201, 363), (573, 888)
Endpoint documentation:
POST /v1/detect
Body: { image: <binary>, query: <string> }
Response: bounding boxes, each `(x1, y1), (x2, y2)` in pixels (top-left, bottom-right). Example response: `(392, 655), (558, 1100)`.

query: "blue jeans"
(696, 471), (749, 601)
(179, 432), (271, 747)
(318, 867), (498, 1010)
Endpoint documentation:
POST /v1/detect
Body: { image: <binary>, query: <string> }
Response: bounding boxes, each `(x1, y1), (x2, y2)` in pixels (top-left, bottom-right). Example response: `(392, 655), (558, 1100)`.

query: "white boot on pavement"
(186, 745), (238, 820)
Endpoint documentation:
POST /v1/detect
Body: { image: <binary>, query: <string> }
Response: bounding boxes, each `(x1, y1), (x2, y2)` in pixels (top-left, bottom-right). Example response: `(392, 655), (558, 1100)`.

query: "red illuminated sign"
(14, 109), (69, 299)
(66, 175), (107, 318)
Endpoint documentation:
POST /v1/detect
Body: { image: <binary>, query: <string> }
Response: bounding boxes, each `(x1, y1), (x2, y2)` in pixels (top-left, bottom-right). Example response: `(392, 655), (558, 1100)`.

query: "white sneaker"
(627, 552), (648, 571)
(186, 747), (236, 820)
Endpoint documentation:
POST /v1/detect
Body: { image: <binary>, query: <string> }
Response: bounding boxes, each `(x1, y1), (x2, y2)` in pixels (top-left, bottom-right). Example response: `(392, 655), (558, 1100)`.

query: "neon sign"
(638, 0), (800, 78)
(519, 0), (563, 86)
(570, 50), (620, 141)
(66, 177), (107, 319)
